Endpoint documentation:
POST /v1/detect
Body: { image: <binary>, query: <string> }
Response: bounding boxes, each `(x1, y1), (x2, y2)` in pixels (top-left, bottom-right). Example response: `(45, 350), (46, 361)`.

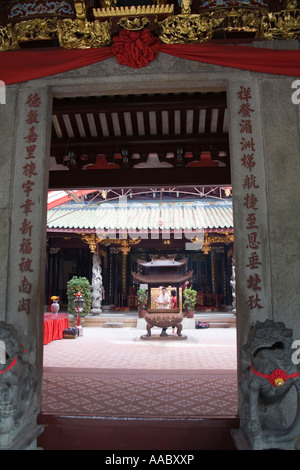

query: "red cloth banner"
(1, 42), (300, 85)
(1, 47), (114, 85)
(160, 43), (300, 77)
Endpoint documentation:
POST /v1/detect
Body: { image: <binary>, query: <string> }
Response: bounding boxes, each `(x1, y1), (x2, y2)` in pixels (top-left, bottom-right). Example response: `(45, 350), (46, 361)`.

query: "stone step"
(103, 322), (124, 328)
(208, 322), (230, 328)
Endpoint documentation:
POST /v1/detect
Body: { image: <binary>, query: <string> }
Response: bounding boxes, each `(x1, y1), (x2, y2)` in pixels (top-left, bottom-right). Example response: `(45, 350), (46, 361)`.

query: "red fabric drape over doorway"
(160, 43), (300, 77)
(0, 47), (114, 85)
(1, 42), (300, 85)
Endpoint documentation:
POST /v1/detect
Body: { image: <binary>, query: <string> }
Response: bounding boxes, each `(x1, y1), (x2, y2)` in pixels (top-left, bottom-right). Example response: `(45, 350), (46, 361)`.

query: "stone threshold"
(69, 314), (236, 328)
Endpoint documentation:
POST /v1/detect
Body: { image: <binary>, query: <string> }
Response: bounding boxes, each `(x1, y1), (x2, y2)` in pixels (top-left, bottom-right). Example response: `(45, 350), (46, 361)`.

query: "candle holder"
(74, 292), (85, 335)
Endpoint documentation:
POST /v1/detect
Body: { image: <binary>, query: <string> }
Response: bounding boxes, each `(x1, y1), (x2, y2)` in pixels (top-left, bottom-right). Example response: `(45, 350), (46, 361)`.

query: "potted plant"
(67, 276), (91, 316)
(137, 288), (148, 318)
(183, 287), (197, 318)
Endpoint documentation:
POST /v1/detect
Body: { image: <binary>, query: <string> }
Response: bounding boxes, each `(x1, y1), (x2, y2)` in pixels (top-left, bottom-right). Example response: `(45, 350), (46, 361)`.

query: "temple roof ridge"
(47, 197), (233, 231)
(137, 256), (188, 267)
(53, 197), (232, 208)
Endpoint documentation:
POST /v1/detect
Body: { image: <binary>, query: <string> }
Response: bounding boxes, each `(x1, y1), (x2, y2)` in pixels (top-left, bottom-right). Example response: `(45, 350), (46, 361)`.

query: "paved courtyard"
(42, 324), (238, 418)
(43, 324), (237, 370)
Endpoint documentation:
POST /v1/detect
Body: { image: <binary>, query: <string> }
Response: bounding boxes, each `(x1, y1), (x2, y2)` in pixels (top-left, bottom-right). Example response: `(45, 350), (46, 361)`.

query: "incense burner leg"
(146, 321), (152, 337)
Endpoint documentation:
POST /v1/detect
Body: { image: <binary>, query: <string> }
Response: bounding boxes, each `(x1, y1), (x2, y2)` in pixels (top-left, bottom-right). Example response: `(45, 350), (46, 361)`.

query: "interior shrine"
(46, 187), (234, 313)
(0, 0), (300, 452)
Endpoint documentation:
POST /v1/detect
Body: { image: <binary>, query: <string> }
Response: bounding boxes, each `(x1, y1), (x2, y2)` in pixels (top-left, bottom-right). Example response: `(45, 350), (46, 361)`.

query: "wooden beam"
(51, 133), (229, 153)
(52, 93), (227, 115)
(48, 166), (231, 189)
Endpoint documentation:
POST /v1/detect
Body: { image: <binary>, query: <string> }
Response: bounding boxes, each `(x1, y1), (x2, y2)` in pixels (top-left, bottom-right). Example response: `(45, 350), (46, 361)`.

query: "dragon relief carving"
(234, 319), (300, 450)
(91, 252), (103, 314)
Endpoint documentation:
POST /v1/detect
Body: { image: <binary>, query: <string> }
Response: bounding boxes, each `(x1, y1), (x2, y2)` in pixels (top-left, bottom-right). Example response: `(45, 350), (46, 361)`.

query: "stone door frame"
(2, 49), (300, 449)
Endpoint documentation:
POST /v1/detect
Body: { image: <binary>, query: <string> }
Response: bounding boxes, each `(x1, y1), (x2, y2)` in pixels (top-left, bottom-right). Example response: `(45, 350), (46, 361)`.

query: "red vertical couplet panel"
(236, 85), (264, 312)
(17, 92), (41, 316)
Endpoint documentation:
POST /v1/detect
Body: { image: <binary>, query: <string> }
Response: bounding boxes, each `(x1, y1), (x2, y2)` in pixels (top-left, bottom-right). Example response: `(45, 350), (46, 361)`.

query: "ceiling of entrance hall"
(50, 91), (229, 171)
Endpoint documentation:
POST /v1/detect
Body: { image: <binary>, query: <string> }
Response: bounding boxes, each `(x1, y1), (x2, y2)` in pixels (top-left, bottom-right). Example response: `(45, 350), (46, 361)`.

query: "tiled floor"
(42, 323), (238, 418)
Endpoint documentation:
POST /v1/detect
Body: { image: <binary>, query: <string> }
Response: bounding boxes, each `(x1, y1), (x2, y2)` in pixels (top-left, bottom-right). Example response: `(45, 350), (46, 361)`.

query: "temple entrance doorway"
(46, 186), (235, 316)
(46, 89), (233, 318)
(41, 89), (238, 448)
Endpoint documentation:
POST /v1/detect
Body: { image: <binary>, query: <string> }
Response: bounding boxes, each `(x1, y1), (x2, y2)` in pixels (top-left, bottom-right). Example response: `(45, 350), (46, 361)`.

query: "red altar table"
(43, 313), (69, 345)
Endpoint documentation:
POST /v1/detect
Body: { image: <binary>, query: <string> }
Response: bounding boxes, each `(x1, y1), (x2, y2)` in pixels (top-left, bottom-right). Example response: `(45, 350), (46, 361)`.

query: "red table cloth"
(43, 313), (69, 345)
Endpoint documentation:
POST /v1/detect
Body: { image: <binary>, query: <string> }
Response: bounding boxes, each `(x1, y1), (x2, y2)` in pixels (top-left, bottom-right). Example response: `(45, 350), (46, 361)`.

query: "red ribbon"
(251, 363), (300, 387)
(0, 356), (17, 375)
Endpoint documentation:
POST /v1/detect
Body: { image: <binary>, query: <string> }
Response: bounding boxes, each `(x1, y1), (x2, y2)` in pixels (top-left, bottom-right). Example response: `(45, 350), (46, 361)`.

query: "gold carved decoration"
(57, 18), (111, 48)
(93, 4), (174, 19)
(58, 2), (111, 49)
(100, 238), (141, 255)
(0, 0), (299, 51)
(14, 18), (58, 43)
(0, 7), (110, 51)
(260, 9), (300, 40)
(213, 232), (234, 244)
(59, 1), (110, 48)
(81, 233), (103, 253)
(0, 25), (18, 51)
(181, 0), (192, 15)
(81, 234), (141, 254)
(200, 233), (211, 255)
(211, 7), (267, 33)
(192, 232), (234, 255)
(117, 17), (150, 31)
(74, 0), (87, 20)
(158, 13), (214, 44)
(158, 7), (268, 44)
